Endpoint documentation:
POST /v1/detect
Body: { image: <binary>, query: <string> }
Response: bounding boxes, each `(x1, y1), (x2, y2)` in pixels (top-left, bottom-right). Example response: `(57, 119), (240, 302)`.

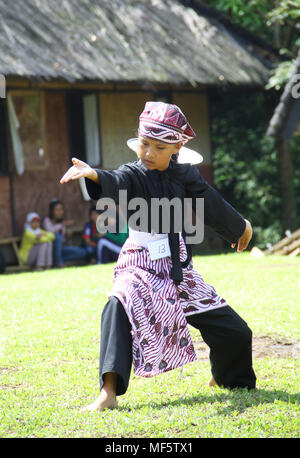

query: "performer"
(60, 101), (256, 412)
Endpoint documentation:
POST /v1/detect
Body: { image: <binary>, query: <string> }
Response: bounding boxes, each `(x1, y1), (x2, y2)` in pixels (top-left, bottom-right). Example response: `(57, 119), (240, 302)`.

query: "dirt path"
(194, 336), (300, 360)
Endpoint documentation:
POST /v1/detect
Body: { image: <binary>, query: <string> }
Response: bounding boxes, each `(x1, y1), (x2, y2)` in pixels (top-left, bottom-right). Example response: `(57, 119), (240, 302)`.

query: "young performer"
(60, 102), (256, 412)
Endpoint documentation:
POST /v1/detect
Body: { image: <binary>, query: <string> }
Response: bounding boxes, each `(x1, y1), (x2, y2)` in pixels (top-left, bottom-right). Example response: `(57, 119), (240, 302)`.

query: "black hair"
(171, 153), (178, 163)
(49, 199), (64, 221)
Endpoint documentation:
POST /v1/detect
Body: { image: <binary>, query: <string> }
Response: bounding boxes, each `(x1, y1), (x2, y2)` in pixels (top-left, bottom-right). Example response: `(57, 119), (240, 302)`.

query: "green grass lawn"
(0, 253), (299, 438)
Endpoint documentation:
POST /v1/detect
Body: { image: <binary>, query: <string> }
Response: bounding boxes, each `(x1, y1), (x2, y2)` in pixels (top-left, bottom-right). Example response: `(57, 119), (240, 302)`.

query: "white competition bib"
(147, 237), (171, 261)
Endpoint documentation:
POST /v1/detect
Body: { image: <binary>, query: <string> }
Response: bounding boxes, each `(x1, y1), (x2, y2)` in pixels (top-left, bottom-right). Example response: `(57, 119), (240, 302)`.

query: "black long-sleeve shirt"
(85, 158), (246, 244)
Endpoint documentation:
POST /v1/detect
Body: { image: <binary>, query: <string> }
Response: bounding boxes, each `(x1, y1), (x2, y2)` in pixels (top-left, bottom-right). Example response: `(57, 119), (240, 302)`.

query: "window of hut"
(7, 91), (46, 173)
(66, 91), (101, 168)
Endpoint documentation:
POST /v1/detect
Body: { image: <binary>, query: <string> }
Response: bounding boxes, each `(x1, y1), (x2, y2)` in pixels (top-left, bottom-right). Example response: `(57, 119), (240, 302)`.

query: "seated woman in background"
(82, 205), (128, 264)
(19, 212), (55, 271)
(43, 198), (88, 268)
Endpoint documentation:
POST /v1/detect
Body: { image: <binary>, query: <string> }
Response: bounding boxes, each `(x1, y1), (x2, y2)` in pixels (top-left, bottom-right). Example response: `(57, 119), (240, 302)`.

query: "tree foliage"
(204, 0), (300, 88)
(203, 1), (300, 248)
(210, 91), (300, 249)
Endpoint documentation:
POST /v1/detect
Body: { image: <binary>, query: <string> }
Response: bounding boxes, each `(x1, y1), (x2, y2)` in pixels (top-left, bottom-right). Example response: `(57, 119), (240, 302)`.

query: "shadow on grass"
(120, 389), (300, 415)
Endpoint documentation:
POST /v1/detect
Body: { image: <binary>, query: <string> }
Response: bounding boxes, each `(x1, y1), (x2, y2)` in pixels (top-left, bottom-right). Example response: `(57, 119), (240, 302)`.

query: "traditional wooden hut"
(0, 0), (279, 256)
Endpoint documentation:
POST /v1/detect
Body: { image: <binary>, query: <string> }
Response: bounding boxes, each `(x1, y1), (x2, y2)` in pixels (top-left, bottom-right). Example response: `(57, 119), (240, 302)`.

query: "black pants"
(99, 296), (256, 395)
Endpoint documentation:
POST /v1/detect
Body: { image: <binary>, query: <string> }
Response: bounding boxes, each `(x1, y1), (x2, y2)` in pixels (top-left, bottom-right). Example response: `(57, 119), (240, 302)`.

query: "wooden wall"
(99, 92), (152, 169)
(0, 176), (12, 238)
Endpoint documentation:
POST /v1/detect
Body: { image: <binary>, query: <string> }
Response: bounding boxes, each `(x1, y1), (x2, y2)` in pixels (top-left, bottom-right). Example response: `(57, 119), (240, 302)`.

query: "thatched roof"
(267, 48), (300, 139)
(0, 0), (279, 87)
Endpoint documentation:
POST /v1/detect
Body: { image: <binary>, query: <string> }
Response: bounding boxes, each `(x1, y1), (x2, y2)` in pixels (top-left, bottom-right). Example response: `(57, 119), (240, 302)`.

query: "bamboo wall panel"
(100, 92), (152, 170)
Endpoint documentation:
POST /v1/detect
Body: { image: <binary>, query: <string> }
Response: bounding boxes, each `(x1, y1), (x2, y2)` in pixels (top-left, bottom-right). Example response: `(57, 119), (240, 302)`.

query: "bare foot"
(83, 391), (118, 412)
(208, 376), (217, 387)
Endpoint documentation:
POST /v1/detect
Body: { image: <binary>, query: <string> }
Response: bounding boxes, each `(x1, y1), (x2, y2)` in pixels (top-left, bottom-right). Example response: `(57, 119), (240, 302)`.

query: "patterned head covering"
(138, 101), (196, 145)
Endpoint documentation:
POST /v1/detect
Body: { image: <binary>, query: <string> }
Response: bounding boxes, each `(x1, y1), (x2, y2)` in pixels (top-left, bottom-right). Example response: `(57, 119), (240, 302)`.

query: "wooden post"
(276, 138), (298, 231)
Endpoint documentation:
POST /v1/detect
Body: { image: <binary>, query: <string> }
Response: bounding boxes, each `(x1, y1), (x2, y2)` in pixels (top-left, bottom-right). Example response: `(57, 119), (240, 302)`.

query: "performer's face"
(137, 136), (182, 171)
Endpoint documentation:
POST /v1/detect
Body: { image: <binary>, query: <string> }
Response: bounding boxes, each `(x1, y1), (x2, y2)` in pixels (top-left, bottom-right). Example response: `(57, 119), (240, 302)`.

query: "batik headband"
(138, 101), (196, 145)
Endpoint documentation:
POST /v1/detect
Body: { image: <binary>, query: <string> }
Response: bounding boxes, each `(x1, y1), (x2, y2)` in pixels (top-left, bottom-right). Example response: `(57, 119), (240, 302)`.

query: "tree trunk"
(276, 138), (298, 231)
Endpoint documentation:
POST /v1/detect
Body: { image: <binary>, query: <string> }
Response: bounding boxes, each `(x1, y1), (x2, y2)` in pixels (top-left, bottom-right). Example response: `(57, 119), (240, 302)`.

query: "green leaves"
(210, 91), (300, 249)
(266, 60), (297, 89)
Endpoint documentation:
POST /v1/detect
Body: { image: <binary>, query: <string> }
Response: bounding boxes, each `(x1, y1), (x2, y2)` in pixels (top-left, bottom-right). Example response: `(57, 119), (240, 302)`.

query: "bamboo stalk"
(288, 247), (300, 257)
(277, 238), (300, 255)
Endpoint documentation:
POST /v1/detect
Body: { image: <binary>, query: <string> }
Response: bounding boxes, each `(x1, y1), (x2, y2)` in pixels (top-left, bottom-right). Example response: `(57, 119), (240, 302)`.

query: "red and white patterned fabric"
(138, 101), (196, 145)
(109, 237), (228, 378)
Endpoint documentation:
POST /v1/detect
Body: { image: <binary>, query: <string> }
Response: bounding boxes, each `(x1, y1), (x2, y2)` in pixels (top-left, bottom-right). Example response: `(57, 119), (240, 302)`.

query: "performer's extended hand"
(60, 158), (99, 184)
(231, 219), (252, 252)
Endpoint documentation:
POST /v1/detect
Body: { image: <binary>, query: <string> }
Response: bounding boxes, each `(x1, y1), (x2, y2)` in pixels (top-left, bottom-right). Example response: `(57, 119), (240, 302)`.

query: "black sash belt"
(161, 174), (192, 286)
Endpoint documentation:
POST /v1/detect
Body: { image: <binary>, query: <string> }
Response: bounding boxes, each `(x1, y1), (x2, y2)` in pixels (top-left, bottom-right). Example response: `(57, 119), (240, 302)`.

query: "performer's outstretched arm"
(60, 158), (100, 184)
